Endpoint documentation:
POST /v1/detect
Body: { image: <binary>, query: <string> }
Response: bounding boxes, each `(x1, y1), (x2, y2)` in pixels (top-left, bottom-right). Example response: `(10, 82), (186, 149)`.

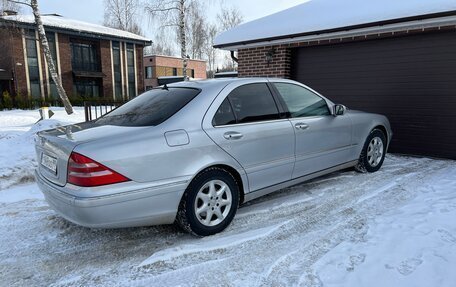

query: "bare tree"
(144, 29), (175, 56)
(104, 0), (143, 35)
(145, 0), (194, 80)
(1, 0), (20, 13)
(217, 6), (243, 69)
(205, 23), (218, 77)
(8, 0), (73, 114)
(186, 1), (207, 60)
(217, 5), (243, 32)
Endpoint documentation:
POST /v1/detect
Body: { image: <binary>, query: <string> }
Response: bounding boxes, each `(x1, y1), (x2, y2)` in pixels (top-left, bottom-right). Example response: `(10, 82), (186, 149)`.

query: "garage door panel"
(291, 31), (456, 159)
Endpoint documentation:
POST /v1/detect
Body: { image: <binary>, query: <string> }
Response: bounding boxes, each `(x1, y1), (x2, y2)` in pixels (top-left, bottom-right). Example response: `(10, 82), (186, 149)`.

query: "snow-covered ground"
(0, 108), (85, 190)
(0, 109), (455, 287)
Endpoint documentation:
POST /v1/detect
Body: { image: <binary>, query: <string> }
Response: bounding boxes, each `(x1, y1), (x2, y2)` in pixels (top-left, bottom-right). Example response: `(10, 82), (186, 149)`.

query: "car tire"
(175, 167), (240, 236)
(355, 129), (387, 173)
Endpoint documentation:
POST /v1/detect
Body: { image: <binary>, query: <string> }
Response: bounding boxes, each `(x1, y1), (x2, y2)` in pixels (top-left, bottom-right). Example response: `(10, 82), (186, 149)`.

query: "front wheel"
(355, 129), (387, 173)
(175, 167), (239, 236)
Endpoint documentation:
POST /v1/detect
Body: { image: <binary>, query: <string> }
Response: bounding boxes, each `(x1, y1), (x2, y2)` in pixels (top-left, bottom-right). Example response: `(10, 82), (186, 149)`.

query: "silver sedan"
(34, 78), (392, 236)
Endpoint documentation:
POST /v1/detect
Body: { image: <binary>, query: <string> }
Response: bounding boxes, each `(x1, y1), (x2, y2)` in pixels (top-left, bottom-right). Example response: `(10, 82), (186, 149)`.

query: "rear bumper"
(35, 170), (188, 228)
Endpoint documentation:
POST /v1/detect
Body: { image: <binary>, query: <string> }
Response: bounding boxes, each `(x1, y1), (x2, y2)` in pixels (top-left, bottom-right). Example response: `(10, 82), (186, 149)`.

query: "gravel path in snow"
(1, 155), (455, 286)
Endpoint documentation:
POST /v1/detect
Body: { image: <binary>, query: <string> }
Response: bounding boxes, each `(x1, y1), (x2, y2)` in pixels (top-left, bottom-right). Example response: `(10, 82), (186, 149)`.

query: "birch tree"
(145, 0), (191, 80)
(103, 0), (142, 35)
(8, 0), (73, 114)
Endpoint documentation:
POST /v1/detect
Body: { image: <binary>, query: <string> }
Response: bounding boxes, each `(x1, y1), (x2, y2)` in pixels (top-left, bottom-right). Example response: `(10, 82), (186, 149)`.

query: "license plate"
(41, 153), (57, 174)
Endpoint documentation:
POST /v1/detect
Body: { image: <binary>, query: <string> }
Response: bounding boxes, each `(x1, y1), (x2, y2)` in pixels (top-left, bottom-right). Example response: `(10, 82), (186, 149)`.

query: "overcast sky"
(24, 0), (306, 39)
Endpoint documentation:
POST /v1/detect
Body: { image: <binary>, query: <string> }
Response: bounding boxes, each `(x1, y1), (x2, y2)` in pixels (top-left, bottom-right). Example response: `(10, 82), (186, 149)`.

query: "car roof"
(166, 77), (292, 90)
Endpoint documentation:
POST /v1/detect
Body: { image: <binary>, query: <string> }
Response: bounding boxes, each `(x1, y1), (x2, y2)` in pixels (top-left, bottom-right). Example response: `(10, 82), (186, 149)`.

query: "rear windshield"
(95, 87), (201, 126)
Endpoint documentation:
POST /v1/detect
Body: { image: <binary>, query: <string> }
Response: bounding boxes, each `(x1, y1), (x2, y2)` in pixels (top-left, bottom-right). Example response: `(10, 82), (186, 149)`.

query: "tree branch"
(7, 0), (32, 8)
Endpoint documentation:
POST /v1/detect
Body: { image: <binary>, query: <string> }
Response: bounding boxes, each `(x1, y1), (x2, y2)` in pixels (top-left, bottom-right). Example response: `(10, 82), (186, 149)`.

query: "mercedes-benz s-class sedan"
(35, 78), (392, 236)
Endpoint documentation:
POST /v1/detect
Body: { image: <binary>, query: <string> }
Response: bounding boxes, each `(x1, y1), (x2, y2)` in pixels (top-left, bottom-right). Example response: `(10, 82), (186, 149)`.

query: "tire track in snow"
(138, 220), (290, 268)
(261, 161), (447, 286)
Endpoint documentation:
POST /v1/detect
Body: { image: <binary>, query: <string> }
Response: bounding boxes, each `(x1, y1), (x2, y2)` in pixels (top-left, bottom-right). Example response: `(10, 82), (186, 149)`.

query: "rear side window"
(273, 83), (330, 117)
(213, 98), (236, 126)
(96, 87), (200, 126)
(216, 83), (279, 125)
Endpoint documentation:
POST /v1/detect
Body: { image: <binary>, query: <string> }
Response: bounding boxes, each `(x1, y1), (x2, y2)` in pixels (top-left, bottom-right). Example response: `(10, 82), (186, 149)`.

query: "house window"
(25, 29), (41, 99)
(73, 78), (100, 98)
(46, 32), (58, 100)
(190, 69), (195, 78)
(145, 66), (153, 79)
(112, 41), (122, 101)
(126, 43), (136, 99)
(70, 41), (100, 72)
(172, 67), (177, 76)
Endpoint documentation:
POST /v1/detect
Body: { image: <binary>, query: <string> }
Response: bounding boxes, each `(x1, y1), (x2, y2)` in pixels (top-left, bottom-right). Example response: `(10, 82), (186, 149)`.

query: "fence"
(83, 101), (125, 122)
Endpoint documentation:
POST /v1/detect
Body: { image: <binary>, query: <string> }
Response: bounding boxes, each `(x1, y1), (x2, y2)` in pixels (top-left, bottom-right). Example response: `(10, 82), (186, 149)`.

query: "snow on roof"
(215, 0), (456, 48)
(0, 14), (151, 43)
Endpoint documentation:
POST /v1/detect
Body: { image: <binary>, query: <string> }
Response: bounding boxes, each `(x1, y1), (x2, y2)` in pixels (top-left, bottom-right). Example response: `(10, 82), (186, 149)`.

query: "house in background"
(144, 55), (206, 89)
(0, 12), (151, 103)
(215, 0), (456, 160)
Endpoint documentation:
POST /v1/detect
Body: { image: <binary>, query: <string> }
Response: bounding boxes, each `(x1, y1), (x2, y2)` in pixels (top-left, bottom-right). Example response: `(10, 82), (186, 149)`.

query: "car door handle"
(223, 131), (243, 140)
(295, 123), (309, 130)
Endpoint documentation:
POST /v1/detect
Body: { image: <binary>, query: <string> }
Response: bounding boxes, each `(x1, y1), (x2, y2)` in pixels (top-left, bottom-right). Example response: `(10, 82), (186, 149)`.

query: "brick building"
(0, 13), (151, 103)
(144, 55), (206, 89)
(214, 0), (456, 159)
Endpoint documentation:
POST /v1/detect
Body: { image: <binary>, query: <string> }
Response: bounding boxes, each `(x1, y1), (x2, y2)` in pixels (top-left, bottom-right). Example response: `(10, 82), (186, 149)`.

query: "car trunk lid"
(35, 122), (141, 186)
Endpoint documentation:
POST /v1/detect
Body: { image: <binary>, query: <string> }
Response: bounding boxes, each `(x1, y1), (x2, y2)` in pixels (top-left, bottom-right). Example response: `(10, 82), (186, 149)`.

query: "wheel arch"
(371, 123), (392, 152)
(373, 125), (388, 144)
(187, 164), (247, 205)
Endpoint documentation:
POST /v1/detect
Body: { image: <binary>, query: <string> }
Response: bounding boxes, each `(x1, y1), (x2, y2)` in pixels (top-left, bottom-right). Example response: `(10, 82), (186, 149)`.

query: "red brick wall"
(57, 34), (74, 96)
(136, 45), (145, 94)
(99, 39), (113, 98)
(2, 26), (148, 101)
(237, 46), (291, 79)
(11, 30), (28, 98)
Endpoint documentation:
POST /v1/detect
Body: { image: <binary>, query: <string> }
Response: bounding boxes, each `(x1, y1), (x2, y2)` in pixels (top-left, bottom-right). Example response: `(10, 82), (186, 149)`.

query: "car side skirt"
(244, 160), (359, 202)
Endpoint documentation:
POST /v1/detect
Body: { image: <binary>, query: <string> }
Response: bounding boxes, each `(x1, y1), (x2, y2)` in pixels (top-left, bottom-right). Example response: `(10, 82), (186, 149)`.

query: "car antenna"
(162, 84), (168, 90)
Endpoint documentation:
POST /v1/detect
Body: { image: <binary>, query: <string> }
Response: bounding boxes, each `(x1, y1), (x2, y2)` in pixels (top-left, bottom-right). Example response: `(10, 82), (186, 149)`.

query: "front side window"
(213, 83), (280, 126)
(96, 87), (200, 127)
(273, 83), (330, 118)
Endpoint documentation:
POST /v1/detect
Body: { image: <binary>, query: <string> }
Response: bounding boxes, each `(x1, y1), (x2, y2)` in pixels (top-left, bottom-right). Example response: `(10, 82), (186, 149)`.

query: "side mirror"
(334, 104), (347, 116)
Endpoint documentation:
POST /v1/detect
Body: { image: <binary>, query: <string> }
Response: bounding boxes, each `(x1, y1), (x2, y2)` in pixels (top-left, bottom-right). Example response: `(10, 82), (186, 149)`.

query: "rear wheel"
(355, 129), (387, 173)
(176, 167), (239, 236)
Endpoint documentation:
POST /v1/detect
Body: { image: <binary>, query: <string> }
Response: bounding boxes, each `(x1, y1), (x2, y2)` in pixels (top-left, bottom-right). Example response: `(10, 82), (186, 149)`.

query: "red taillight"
(67, 152), (129, 187)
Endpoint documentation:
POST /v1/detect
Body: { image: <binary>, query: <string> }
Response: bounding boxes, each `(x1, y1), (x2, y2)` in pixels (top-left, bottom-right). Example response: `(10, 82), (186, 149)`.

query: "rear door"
(271, 82), (353, 179)
(203, 81), (295, 192)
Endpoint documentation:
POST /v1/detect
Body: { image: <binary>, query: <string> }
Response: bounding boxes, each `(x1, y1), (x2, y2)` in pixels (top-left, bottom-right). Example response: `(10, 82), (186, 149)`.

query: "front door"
(203, 82), (295, 192)
(271, 82), (353, 178)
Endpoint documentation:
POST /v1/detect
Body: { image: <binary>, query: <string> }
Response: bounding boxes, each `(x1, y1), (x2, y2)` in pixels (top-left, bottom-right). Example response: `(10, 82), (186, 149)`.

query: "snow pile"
(215, 0), (456, 47)
(0, 108), (84, 190)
